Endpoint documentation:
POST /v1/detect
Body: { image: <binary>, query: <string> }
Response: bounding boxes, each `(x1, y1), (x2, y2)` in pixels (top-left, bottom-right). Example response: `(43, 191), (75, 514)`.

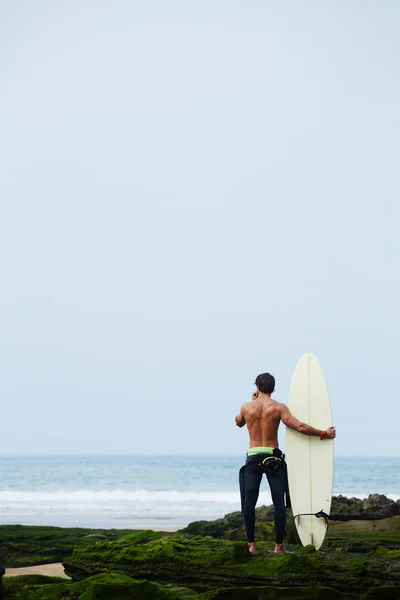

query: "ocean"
(0, 455), (398, 529)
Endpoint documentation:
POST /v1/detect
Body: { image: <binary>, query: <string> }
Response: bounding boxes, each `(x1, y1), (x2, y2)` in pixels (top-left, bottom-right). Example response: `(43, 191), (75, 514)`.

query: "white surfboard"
(286, 352), (334, 550)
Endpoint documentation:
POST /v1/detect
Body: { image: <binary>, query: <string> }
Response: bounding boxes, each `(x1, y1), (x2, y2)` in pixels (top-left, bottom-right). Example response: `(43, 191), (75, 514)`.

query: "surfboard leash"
(293, 510), (330, 531)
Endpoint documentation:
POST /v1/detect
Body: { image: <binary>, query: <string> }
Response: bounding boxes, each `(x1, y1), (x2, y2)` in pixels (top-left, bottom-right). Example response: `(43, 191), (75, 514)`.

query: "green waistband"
(247, 446), (275, 456)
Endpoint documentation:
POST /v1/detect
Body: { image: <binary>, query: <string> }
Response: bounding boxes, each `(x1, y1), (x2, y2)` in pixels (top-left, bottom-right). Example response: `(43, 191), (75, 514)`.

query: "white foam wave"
(0, 489), (265, 518)
(0, 489), (243, 504)
(0, 489), (397, 520)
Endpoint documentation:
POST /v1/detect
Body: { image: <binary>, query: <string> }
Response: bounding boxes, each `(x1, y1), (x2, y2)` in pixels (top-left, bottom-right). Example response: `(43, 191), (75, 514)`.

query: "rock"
(365, 587), (400, 600)
(331, 495), (398, 521)
(254, 505), (276, 522)
(0, 575), (368, 600)
(362, 495), (398, 520)
(180, 495), (399, 545)
(197, 585), (352, 599)
(1, 573), (177, 600)
(0, 524), (139, 568)
(62, 532), (400, 593)
(164, 583), (198, 597)
(330, 496), (365, 520)
(179, 508), (274, 541)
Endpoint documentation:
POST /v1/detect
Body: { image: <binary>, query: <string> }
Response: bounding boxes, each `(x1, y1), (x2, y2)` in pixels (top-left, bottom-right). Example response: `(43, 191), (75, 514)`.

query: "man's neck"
(258, 392), (272, 401)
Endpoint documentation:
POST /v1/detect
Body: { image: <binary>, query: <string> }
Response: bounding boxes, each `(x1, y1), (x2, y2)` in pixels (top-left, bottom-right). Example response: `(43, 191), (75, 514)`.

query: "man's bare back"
(236, 390), (336, 447)
(237, 392), (282, 448)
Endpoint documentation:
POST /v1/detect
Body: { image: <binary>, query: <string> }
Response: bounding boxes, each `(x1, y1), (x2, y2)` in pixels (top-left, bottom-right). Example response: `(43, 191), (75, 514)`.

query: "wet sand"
(4, 563), (70, 579)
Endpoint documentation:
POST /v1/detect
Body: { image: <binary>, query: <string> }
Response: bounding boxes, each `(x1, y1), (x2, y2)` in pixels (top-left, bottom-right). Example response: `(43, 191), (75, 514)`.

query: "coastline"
(1, 507), (399, 598)
(2, 527), (175, 578)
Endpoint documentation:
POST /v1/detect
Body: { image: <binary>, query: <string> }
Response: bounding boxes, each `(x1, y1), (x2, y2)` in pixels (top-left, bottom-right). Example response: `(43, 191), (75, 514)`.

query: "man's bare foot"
(274, 543), (287, 554)
(248, 542), (257, 554)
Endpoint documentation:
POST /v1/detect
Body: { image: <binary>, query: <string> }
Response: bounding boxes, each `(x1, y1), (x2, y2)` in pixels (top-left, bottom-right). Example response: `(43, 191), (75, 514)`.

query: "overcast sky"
(1, 1), (399, 456)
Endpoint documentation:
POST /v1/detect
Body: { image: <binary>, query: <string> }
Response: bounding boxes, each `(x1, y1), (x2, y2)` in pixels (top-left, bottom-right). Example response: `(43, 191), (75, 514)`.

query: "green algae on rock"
(180, 510), (400, 553)
(0, 525), (142, 568)
(195, 585), (355, 600)
(0, 574), (68, 600)
(1, 574), (178, 600)
(178, 495), (400, 542)
(365, 587), (400, 600)
(178, 507), (275, 541)
(62, 533), (400, 593)
(3, 577), (390, 600)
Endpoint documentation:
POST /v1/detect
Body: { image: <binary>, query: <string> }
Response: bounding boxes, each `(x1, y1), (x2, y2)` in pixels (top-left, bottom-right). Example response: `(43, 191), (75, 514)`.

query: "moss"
(0, 525), (143, 568)
(62, 533), (400, 592)
(3, 520), (400, 598)
(1, 574), (177, 600)
(373, 547), (400, 559)
(1, 575), (69, 600)
(324, 522), (400, 554)
(194, 585), (353, 599)
(164, 583), (198, 597)
(179, 509), (275, 543)
(2, 575), (67, 585)
(179, 508), (400, 548)
(365, 587), (400, 600)
(0, 578), (367, 600)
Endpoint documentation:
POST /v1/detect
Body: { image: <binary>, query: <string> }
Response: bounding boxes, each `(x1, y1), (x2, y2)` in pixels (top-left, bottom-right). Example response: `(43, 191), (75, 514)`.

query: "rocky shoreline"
(0, 494), (399, 599)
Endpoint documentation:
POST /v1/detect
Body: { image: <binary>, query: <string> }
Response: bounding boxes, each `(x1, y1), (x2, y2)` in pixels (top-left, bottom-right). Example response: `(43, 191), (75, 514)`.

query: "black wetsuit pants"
(239, 453), (287, 544)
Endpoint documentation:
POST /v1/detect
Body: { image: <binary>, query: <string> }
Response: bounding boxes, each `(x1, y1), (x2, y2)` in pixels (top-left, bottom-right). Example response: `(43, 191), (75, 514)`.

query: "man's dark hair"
(255, 373), (275, 394)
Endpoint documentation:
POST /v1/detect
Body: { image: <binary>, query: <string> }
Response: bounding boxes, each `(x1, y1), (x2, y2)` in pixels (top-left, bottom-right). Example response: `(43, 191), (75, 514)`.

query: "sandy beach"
(4, 563), (70, 579)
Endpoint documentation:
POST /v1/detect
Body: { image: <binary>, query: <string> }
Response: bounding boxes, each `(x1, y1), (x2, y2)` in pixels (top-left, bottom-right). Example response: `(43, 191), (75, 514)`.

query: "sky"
(0, 1), (399, 456)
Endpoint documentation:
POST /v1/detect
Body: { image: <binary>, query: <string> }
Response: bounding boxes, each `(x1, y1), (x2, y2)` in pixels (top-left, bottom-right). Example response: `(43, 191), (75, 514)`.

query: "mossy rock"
(179, 508), (275, 542)
(180, 510), (400, 550)
(0, 525), (142, 568)
(365, 587), (400, 600)
(0, 575), (69, 600)
(164, 583), (198, 597)
(195, 585), (353, 599)
(326, 518), (400, 552)
(62, 533), (400, 592)
(1, 573), (177, 600)
(0, 578), (364, 600)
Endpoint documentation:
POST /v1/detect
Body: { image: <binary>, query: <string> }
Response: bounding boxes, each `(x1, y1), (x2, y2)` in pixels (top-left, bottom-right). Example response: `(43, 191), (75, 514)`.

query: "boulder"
(62, 531), (400, 593)
(179, 507), (274, 541)
(0, 575), (370, 600)
(0, 573), (178, 600)
(331, 495), (398, 521)
(180, 496), (399, 543)
(197, 586), (354, 599)
(0, 524), (138, 568)
(362, 495), (399, 520)
(365, 587), (400, 600)
(330, 496), (364, 520)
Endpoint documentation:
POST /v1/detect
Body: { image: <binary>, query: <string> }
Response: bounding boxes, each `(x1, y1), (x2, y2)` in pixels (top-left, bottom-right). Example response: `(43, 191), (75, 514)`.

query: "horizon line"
(0, 453), (397, 458)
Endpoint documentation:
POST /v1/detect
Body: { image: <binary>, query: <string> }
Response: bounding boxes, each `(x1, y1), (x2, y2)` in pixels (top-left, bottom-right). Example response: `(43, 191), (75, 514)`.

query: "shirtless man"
(236, 372), (336, 554)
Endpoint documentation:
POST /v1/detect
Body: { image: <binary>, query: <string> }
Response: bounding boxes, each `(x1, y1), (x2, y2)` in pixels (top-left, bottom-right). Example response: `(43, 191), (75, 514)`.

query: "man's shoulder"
(271, 399), (286, 412)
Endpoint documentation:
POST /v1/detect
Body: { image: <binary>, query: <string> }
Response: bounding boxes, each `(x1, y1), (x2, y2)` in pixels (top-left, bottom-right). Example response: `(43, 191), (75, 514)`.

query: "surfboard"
(286, 352), (334, 550)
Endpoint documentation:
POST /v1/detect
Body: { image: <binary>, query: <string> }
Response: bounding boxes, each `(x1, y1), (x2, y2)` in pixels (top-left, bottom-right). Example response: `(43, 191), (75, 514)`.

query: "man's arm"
(235, 405), (247, 428)
(280, 404), (336, 438)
